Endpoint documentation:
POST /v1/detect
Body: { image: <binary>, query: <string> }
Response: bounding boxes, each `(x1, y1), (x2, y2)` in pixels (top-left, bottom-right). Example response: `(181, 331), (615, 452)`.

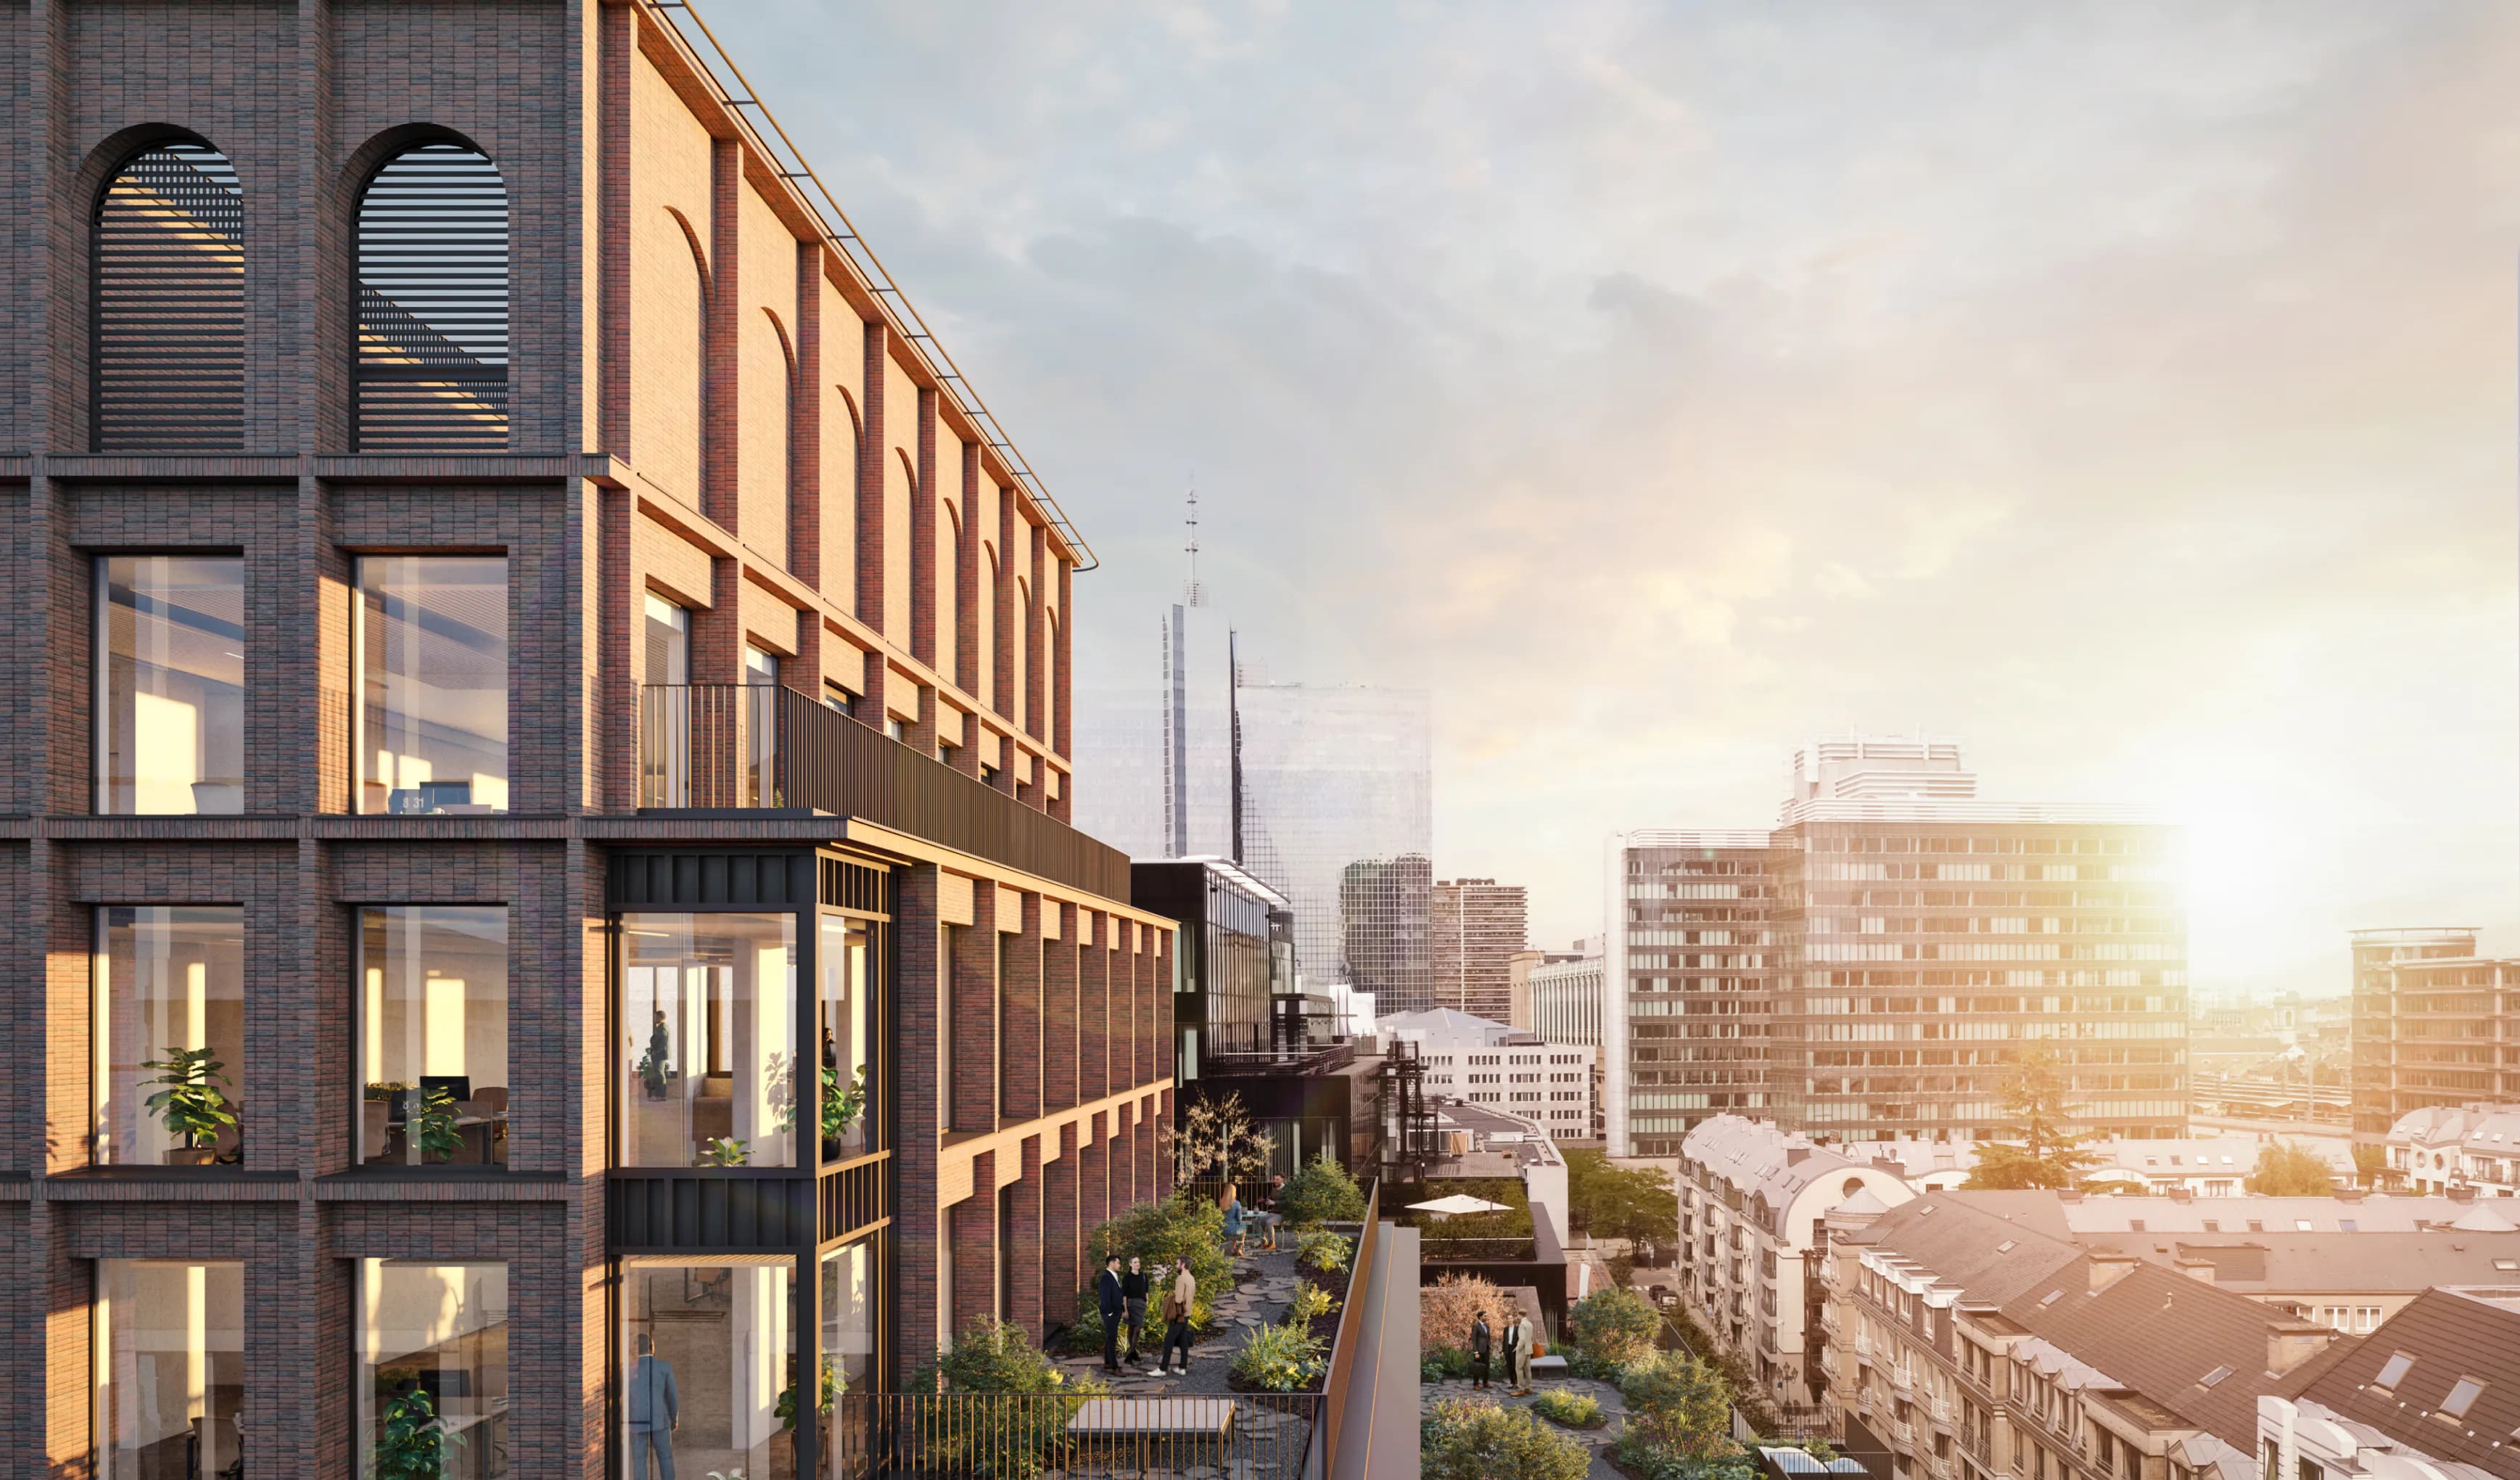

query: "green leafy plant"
(700, 1136), (750, 1167)
(1165, 1089), (1278, 1185)
(1420, 1272), (1510, 1357)
(141, 1045), (238, 1151)
(775, 1354), (840, 1431)
(1285, 1283), (1338, 1326)
(2246, 1142), (2339, 1196)
(1296, 1230), (1351, 1275)
(1564, 1148), (1680, 1241)
(1422, 1396), (1592, 1480)
(1228, 1320), (1325, 1392)
(1420, 1345), (1476, 1383)
(823, 1064), (868, 1141)
(410, 1085), (466, 1162)
(1964, 1048), (2101, 1189)
(1532, 1389), (1606, 1428)
(369, 1381), (461, 1480)
(1568, 1284), (1659, 1369)
(364, 1080), (413, 1104)
(1615, 1349), (1742, 1477)
(909, 1317), (1103, 1479)
(1067, 1188), (1234, 1349)
(1277, 1149), (1368, 1226)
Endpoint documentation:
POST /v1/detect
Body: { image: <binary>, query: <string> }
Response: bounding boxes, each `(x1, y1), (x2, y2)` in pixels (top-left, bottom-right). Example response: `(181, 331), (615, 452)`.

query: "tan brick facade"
(1, 3), (1158, 1475)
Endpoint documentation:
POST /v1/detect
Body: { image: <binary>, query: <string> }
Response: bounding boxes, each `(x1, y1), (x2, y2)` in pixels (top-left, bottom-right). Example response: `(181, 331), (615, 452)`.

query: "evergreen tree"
(1964, 1048), (2100, 1190)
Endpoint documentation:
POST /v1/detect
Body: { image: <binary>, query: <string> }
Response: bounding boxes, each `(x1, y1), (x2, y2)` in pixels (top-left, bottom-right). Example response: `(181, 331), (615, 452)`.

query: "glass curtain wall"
(622, 1259), (793, 1480)
(622, 913), (798, 1168)
(95, 1259), (245, 1480)
(818, 1238), (879, 1478)
(358, 1260), (508, 1479)
(358, 907), (510, 1167)
(818, 916), (875, 1161)
(355, 556), (508, 815)
(94, 906), (247, 1166)
(95, 556), (245, 815)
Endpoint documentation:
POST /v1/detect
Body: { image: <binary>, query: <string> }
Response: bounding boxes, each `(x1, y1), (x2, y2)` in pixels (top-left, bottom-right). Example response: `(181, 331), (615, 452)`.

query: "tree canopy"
(1964, 1048), (2101, 1190)
(1565, 1148), (1680, 1242)
(2246, 1141), (2338, 1196)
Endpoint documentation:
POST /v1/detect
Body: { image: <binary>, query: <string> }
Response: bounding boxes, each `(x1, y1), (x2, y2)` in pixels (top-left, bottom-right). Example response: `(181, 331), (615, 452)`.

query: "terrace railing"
(639, 683), (1129, 899)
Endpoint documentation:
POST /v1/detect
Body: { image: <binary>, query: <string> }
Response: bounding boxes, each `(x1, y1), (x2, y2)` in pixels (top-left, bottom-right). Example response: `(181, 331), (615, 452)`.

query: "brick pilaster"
(949, 880), (999, 1133)
(1044, 1121), (1081, 1331)
(855, 321), (886, 628)
(1003, 892), (1044, 1122)
(955, 441), (981, 695)
(704, 136), (741, 528)
(1043, 904), (1080, 1111)
(910, 387), (936, 665)
(1079, 1113), (1111, 1250)
(1009, 1135), (1045, 1341)
(894, 866), (943, 1376)
(1081, 913), (1109, 1101)
(952, 1148), (998, 1336)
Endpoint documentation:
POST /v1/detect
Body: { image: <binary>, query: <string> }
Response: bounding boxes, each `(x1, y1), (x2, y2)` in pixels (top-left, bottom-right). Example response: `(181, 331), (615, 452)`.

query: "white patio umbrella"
(1408, 1193), (1511, 1219)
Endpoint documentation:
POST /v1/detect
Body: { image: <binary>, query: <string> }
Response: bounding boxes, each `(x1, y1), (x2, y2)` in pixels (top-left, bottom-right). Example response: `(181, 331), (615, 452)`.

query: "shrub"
(1422, 1397), (1592, 1480)
(1615, 1349), (1739, 1476)
(1229, 1321), (1325, 1391)
(1568, 1284), (1659, 1368)
(907, 1317), (1103, 1479)
(1065, 1189), (1235, 1349)
(1531, 1389), (1605, 1429)
(1296, 1230), (1352, 1275)
(1420, 1344), (1476, 1382)
(1277, 1149), (1369, 1226)
(1417, 1272), (1509, 1357)
(1285, 1283), (1338, 1327)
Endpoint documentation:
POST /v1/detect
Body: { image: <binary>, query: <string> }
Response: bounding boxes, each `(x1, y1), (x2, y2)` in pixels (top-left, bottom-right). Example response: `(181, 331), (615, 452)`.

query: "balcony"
(1890, 1419), (1918, 1452)
(638, 683), (1127, 898)
(1930, 1397), (1957, 1434)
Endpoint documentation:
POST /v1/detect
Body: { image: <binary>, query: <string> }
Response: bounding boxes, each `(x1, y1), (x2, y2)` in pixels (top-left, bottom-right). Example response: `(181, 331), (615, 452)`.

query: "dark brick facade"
(1, 3), (1162, 1476)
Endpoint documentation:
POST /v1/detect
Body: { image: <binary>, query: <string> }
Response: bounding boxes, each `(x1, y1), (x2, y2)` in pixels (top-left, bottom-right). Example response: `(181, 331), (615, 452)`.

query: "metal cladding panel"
(608, 1173), (815, 1252)
(607, 849), (815, 909)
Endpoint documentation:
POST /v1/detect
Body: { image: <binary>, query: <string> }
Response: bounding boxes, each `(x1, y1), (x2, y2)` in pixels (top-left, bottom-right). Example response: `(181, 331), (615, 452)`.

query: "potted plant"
(700, 1136), (750, 1167)
(365, 1080), (415, 1122)
(820, 1065), (868, 1160)
(409, 1085), (466, 1164)
(141, 1045), (238, 1166)
(369, 1378), (461, 1480)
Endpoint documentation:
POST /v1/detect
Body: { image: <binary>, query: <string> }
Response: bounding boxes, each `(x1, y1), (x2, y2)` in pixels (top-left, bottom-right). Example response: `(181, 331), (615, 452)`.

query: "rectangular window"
(741, 645), (778, 805)
(623, 1258), (792, 1480)
(96, 556), (245, 815)
(358, 907), (510, 1167)
(358, 1259), (508, 1479)
(355, 555), (509, 815)
(641, 596), (691, 807)
(820, 1238), (879, 1476)
(94, 906), (246, 1166)
(622, 913), (797, 1168)
(96, 1259), (245, 1479)
(818, 916), (875, 1160)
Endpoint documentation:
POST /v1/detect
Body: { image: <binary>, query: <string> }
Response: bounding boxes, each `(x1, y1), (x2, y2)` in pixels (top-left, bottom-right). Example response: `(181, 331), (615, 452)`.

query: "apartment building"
(2350, 946), (2520, 1142)
(1430, 876), (1528, 1024)
(1528, 947), (1607, 1140)
(1, 6), (1175, 1476)
(1845, 1137), (2356, 1197)
(2256, 1287), (2520, 1480)
(1607, 739), (2188, 1154)
(1821, 1193), (2340, 1480)
(1382, 1008), (1598, 1143)
(1677, 1114), (1916, 1399)
(2388, 1102), (2520, 1193)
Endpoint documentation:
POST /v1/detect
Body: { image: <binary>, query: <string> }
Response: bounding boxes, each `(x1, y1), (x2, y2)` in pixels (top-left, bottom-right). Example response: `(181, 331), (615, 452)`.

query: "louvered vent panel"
(355, 142), (508, 452)
(93, 142), (245, 452)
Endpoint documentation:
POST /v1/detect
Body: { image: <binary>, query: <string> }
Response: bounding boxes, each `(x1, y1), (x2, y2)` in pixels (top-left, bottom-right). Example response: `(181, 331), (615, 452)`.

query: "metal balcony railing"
(639, 683), (1129, 899)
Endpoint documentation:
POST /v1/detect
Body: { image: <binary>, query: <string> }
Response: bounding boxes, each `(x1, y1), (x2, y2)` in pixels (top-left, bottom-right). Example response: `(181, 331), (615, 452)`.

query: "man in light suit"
(627, 1333), (680, 1479)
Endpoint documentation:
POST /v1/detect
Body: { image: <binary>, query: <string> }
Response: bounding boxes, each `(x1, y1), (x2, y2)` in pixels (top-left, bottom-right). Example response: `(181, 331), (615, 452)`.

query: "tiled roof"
(1856, 1193), (2084, 1309)
(2064, 1231), (2520, 1294)
(2284, 1286), (2520, 1480)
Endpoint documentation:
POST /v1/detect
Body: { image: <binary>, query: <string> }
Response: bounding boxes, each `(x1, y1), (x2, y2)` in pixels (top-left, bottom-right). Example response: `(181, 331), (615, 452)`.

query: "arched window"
(353, 141), (508, 451)
(93, 139), (244, 451)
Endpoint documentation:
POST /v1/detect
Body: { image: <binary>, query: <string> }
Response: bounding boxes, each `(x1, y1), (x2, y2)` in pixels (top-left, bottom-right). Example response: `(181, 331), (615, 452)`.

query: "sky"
(707, 0), (2520, 1003)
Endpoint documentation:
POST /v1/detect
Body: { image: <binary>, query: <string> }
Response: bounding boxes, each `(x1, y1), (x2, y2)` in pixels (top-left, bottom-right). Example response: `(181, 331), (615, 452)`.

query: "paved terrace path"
(1058, 1242), (1309, 1396)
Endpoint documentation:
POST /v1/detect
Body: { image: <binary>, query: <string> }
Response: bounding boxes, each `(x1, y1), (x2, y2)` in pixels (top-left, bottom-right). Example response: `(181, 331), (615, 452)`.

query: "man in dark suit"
(1470, 1311), (1493, 1390)
(1097, 1254), (1127, 1373)
(627, 1333), (679, 1479)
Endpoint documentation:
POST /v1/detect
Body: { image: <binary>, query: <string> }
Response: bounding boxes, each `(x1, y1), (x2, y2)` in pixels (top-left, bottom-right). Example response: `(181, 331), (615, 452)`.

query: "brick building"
(0, 4), (1174, 1476)
(1429, 876), (1527, 1025)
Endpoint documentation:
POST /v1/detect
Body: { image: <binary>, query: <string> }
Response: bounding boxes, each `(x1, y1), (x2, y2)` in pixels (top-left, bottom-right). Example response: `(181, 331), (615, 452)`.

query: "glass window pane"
(359, 907), (510, 1167)
(624, 1259), (793, 1480)
(818, 917), (875, 1159)
(819, 1239), (878, 1477)
(94, 907), (246, 1167)
(643, 596), (688, 687)
(96, 556), (244, 815)
(358, 1259), (508, 1479)
(356, 556), (508, 815)
(622, 913), (798, 1168)
(96, 1259), (246, 1480)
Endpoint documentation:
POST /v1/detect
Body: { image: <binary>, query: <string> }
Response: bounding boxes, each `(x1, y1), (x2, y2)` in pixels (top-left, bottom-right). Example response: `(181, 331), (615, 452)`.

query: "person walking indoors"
(1507, 1309), (1538, 1395)
(1096, 1253), (1127, 1374)
(1160, 1259), (1196, 1374)
(1469, 1310), (1493, 1391)
(1220, 1183), (1248, 1257)
(1121, 1255), (1151, 1365)
(626, 1333), (679, 1479)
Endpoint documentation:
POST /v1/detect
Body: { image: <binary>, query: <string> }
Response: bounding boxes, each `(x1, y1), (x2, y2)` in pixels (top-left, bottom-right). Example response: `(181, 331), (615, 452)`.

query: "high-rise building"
(1430, 877), (1528, 1022)
(0, 8), (1184, 1473)
(2347, 926), (2486, 1140)
(1606, 738), (2188, 1155)
(1527, 948), (1607, 1142)
(1237, 683), (1434, 1007)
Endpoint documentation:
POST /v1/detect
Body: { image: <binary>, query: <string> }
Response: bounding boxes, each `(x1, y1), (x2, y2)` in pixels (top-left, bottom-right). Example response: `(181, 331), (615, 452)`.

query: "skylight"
(2442, 1378), (2485, 1420)
(1997, 1240), (2017, 1254)
(2340, 1220), (2358, 1233)
(2295, 1220), (2315, 1232)
(2375, 1353), (2416, 1391)
(2198, 1366), (2233, 1389)
(2041, 1290), (2064, 1307)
